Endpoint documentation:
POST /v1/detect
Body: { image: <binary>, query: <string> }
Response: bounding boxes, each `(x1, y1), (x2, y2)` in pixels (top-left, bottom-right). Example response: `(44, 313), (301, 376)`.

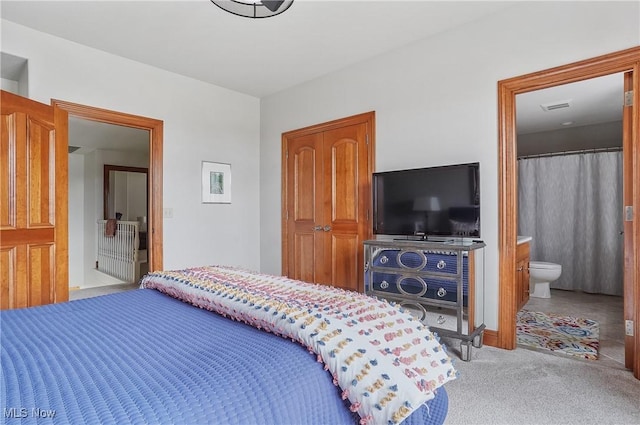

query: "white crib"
(96, 220), (147, 283)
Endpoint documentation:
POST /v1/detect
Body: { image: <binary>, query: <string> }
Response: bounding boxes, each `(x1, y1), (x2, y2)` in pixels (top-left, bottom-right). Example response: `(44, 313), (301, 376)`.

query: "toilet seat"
(529, 261), (561, 270)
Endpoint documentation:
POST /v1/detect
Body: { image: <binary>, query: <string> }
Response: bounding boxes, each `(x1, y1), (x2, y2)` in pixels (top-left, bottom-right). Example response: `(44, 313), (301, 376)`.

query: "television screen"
(373, 162), (480, 238)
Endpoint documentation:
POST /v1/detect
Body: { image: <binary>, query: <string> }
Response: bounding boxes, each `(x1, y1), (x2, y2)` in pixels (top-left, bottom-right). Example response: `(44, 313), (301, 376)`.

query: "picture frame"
(202, 161), (231, 203)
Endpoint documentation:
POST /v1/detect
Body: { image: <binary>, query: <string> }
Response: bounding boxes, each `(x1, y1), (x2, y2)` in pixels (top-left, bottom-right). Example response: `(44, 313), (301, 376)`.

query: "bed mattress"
(1, 289), (448, 424)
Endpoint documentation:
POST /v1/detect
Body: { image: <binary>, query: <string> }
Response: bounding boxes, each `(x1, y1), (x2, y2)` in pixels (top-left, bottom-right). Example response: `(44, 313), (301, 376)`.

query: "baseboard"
(483, 329), (500, 348)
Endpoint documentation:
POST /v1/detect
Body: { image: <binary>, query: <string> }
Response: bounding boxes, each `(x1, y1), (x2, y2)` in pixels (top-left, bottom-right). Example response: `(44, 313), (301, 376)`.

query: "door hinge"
(366, 134), (369, 145)
(626, 320), (634, 336)
(286, 150), (289, 159)
(624, 90), (633, 107)
(366, 209), (370, 221)
(625, 205), (633, 221)
(286, 210), (289, 220)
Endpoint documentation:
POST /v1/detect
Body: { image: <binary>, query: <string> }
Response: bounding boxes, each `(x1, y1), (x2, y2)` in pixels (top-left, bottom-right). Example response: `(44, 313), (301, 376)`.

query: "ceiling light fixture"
(211, 0), (294, 18)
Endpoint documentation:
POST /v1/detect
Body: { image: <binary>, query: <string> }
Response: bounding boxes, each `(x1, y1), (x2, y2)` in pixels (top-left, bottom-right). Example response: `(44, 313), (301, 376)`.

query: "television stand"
(364, 239), (486, 361)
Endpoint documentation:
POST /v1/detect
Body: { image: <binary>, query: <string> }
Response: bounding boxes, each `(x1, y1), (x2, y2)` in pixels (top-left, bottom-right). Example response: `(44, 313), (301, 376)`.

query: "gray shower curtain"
(518, 151), (623, 295)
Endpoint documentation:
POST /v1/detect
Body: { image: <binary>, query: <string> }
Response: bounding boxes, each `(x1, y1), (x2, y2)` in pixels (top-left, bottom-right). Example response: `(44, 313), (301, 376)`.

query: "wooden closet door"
(285, 132), (325, 284)
(1, 90), (68, 309)
(283, 112), (374, 293)
(322, 123), (369, 291)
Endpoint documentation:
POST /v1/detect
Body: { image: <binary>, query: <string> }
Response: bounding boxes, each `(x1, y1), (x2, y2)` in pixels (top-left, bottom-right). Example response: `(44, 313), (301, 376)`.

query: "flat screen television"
(373, 162), (480, 238)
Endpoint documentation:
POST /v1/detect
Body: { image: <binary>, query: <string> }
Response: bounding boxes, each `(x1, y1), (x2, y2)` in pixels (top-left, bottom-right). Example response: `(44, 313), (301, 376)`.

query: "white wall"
(126, 172), (147, 222)
(2, 19), (262, 273)
(1, 77), (19, 93)
(68, 154), (85, 287)
(259, 2), (640, 331)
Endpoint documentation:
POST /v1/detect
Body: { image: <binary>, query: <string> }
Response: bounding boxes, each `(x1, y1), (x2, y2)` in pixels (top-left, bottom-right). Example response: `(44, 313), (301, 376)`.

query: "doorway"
(52, 99), (164, 275)
(497, 47), (640, 379)
(515, 73), (626, 368)
(67, 119), (150, 287)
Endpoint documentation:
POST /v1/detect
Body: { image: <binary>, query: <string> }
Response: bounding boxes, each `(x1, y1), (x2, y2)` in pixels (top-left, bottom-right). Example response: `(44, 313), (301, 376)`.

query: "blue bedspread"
(1, 289), (447, 425)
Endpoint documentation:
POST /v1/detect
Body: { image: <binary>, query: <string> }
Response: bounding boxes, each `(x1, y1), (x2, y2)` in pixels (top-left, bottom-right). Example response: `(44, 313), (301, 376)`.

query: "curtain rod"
(517, 146), (622, 160)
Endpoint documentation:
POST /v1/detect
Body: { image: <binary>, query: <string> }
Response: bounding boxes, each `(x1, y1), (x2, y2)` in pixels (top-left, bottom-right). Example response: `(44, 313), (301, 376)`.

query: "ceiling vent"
(68, 145), (81, 153)
(540, 99), (572, 112)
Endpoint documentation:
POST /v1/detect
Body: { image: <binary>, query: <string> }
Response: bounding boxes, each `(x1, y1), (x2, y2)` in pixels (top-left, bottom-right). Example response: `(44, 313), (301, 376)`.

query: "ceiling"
(516, 72), (624, 156)
(68, 117), (149, 155)
(1, 0), (515, 98)
(1, 1), (625, 154)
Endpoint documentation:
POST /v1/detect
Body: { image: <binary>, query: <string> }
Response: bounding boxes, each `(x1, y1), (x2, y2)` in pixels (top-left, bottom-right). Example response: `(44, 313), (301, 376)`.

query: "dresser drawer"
(367, 271), (467, 305)
(399, 301), (467, 334)
(371, 249), (467, 276)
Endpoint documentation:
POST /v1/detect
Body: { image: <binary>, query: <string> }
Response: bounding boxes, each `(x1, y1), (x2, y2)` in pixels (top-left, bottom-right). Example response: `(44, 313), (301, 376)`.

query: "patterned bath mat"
(516, 310), (599, 360)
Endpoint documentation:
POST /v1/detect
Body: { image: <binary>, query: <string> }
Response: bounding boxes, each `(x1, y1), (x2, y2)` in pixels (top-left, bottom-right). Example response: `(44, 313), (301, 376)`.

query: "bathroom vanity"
(516, 236), (532, 311)
(363, 239), (486, 361)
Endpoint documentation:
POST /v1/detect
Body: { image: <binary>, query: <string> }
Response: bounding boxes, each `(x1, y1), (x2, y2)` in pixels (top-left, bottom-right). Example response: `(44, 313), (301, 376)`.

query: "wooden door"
(1, 90), (69, 309)
(322, 123), (369, 291)
(622, 70), (636, 371)
(285, 132), (325, 284)
(282, 112), (374, 292)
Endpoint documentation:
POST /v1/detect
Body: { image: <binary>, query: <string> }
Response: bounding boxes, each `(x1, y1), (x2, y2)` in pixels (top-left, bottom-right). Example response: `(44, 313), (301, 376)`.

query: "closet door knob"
(313, 225), (323, 231)
(324, 225), (332, 232)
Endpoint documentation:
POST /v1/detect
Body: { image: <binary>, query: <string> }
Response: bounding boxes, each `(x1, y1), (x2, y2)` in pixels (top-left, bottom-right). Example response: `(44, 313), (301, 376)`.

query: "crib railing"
(96, 220), (140, 282)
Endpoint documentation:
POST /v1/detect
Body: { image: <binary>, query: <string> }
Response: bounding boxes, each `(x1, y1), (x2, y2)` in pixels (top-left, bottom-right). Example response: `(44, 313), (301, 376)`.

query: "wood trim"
(497, 47), (640, 379)
(53, 102), (69, 304)
(623, 71), (634, 370)
(51, 99), (164, 272)
(631, 62), (640, 380)
(282, 111), (376, 140)
(483, 329), (499, 348)
(281, 111), (375, 278)
(280, 136), (288, 276)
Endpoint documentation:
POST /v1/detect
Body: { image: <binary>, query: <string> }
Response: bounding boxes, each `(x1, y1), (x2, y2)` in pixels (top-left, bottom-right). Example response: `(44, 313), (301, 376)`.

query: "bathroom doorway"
(515, 73), (625, 368)
(497, 47), (640, 379)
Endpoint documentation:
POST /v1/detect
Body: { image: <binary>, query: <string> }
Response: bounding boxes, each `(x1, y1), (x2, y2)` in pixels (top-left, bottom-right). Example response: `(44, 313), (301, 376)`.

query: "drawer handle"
(380, 280), (389, 289)
(437, 260), (446, 270)
(437, 287), (447, 298)
(380, 255), (388, 264)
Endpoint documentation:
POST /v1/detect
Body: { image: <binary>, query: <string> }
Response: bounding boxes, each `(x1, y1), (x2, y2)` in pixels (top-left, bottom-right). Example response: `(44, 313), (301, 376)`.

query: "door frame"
(281, 111), (375, 285)
(51, 99), (164, 272)
(497, 46), (640, 378)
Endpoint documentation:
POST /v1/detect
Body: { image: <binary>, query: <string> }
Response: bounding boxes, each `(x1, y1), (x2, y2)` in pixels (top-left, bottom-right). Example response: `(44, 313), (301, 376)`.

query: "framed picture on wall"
(202, 161), (231, 203)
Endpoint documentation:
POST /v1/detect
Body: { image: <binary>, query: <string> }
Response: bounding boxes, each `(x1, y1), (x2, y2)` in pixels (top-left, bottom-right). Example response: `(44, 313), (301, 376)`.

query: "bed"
(1, 266), (455, 424)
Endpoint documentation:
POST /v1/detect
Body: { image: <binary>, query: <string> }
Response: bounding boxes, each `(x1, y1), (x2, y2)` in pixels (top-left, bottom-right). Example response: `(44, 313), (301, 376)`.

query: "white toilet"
(529, 261), (562, 298)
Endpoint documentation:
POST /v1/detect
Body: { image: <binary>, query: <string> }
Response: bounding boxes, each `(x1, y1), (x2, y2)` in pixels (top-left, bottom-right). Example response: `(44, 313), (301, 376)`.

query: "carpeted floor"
(443, 342), (640, 425)
(516, 309), (599, 360)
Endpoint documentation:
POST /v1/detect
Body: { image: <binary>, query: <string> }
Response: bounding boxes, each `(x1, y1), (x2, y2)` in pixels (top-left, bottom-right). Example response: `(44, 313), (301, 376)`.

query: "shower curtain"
(518, 151), (623, 295)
